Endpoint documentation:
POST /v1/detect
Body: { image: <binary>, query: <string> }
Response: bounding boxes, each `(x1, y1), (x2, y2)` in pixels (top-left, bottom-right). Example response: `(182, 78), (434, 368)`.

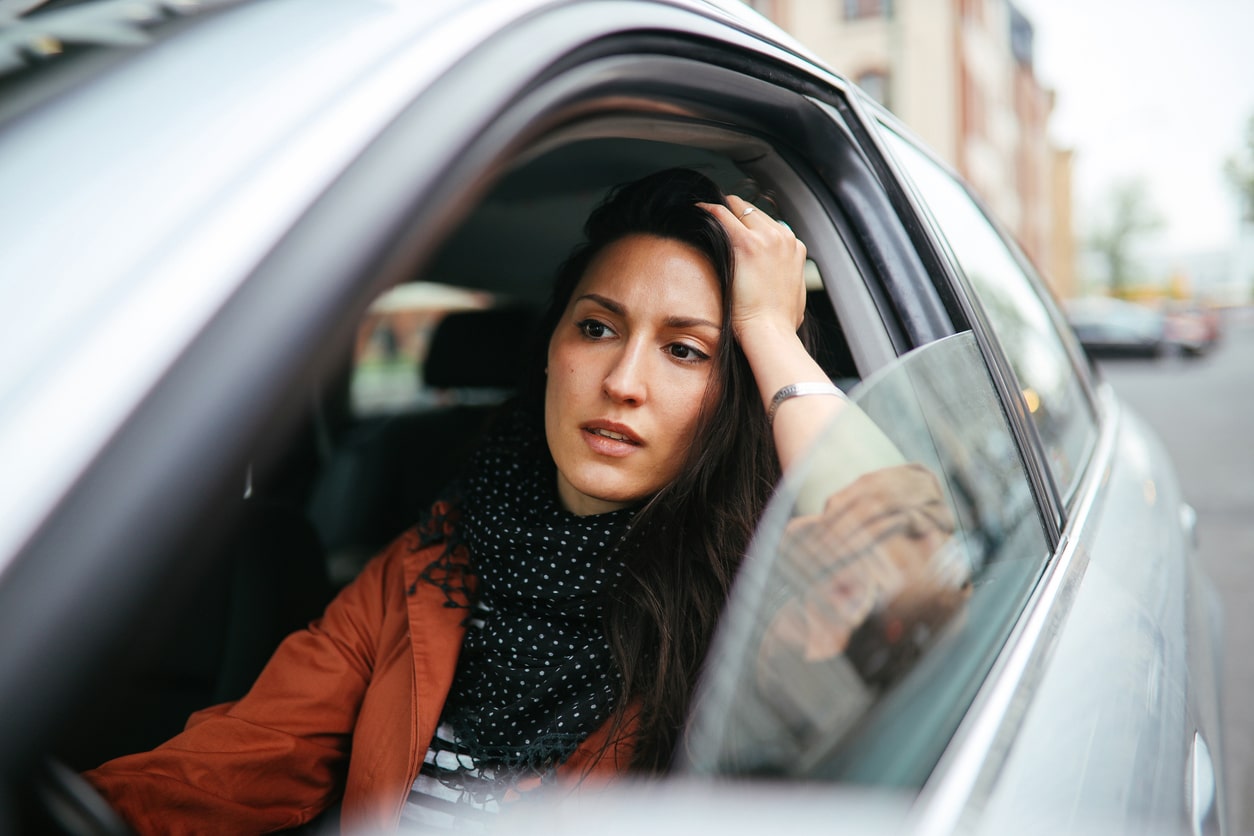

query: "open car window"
(682, 331), (1048, 787)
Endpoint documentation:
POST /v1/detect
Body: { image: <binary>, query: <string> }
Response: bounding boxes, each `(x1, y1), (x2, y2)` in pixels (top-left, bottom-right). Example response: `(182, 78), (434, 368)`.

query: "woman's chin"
(556, 473), (651, 516)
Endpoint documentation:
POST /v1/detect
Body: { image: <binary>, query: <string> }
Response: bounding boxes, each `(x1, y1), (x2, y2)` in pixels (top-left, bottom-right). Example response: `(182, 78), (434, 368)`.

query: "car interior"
(47, 125), (864, 779)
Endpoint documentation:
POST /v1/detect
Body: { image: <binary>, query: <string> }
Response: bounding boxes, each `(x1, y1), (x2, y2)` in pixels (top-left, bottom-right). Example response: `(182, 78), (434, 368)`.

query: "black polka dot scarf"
(420, 408), (637, 781)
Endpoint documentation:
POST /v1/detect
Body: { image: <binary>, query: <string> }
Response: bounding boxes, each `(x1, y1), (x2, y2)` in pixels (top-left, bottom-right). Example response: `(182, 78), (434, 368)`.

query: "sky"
(1013, 0), (1254, 256)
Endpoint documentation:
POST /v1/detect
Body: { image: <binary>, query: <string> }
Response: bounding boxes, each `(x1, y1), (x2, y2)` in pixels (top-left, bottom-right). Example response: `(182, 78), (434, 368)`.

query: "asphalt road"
(1096, 310), (1254, 834)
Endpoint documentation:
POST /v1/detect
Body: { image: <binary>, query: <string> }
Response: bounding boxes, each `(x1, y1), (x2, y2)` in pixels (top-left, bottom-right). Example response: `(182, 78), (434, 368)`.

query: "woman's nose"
(602, 342), (648, 405)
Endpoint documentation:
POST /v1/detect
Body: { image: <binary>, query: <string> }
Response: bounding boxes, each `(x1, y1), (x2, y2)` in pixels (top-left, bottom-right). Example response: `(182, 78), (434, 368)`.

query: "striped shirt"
(401, 602), (504, 832)
(399, 722), (501, 832)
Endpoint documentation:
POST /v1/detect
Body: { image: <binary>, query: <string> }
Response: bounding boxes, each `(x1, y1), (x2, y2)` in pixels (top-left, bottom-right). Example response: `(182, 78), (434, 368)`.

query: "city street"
(1097, 310), (1254, 834)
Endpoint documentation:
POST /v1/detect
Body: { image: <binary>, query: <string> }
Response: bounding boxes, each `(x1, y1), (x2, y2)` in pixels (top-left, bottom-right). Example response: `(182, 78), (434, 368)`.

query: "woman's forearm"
(736, 319), (849, 473)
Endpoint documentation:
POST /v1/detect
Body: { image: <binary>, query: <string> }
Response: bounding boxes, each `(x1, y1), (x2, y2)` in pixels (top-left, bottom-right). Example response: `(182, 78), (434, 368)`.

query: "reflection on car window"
(683, 332), (1048, 787)
(878, 129), (1097, 501)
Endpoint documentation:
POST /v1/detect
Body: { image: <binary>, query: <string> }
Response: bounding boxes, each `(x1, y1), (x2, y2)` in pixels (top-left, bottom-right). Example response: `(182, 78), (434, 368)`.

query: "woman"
(85, 168), (850, 833)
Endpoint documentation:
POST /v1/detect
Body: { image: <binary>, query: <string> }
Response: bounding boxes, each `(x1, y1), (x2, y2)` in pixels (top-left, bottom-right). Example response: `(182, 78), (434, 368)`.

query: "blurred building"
(748, 0), (1077, 298)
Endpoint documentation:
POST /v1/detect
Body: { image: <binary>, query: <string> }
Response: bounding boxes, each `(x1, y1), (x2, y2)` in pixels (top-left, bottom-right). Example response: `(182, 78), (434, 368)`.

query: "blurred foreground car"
(0, 1), (1227, 834)
(1064, 296), (1169, 359)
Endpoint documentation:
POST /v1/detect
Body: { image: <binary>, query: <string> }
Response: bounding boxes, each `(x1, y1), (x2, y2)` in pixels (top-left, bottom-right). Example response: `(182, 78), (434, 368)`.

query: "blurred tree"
(1224, 112), (1254, 223)
(1087, 179), (1162, 296)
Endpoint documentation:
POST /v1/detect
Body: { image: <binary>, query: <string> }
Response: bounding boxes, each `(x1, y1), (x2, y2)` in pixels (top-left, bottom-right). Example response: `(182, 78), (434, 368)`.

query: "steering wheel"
(28, 758), (134, 836)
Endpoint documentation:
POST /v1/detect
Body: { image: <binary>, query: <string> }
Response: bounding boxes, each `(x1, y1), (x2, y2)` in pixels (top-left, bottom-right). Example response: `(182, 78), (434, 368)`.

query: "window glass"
(684, 332), (1048, 787)
(878, 128), (1096, 499)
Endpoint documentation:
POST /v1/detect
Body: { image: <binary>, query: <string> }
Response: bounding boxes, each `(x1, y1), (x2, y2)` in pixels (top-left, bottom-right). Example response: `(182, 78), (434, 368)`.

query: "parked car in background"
(0, 0), (1227, 834)
(1064, 296), (1169, 358)
(1163, 301), (1222, 356)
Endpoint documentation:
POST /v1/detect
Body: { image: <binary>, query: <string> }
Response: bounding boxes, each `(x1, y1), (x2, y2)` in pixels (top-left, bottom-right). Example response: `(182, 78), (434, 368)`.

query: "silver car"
(0, 1), (1225, 834)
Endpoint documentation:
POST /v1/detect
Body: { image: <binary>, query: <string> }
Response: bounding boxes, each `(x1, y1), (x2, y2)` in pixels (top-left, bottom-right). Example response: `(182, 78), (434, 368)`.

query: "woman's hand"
(699, 195), (830, 468)
(698, 196), (808, 344)
(698, 195), (837, 471)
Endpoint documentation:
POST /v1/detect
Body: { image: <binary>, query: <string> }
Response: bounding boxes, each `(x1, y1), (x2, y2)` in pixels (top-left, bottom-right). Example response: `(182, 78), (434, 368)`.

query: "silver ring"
(741, 206), (757, 218)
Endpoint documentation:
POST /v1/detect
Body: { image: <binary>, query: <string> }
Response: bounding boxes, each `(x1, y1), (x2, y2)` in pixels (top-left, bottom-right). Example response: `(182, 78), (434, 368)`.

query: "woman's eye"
(577, 319), (613, 339)
(669, 343), (709, 362)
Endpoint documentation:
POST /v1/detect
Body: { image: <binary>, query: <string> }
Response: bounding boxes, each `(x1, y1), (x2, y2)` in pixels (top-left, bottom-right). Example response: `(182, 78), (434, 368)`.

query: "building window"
(960, 63), (985, 142)
(842, 0), (889, 20)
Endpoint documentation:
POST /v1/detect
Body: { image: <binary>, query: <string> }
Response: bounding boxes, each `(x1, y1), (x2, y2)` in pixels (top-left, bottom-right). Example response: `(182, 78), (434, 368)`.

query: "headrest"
(424, 306), (538, 390)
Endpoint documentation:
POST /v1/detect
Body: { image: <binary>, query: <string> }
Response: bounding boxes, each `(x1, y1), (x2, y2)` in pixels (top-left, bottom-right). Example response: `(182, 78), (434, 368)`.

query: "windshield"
(682, 331), (1049, 787)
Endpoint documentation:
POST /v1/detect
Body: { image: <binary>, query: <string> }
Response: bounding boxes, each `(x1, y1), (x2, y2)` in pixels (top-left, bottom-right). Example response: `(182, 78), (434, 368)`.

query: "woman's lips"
(581, 422), (642, 456)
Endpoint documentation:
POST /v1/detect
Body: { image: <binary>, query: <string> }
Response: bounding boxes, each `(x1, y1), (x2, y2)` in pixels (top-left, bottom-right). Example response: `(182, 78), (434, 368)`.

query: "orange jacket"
(85, 516), (634, 834)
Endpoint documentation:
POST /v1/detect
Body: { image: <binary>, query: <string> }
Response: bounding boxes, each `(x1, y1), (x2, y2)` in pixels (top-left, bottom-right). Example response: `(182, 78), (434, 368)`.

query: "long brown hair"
(524, 168), (784, 770)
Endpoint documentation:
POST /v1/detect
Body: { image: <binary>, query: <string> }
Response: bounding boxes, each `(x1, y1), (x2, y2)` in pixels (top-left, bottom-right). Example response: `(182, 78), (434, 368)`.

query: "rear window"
(349, 282), (499, 417)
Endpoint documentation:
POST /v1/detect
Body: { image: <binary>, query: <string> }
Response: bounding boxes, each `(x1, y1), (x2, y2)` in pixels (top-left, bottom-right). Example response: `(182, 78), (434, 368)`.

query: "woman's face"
(545, 233), (723, 516)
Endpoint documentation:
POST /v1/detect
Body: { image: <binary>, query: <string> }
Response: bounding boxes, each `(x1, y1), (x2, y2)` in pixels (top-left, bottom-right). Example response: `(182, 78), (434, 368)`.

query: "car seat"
(306, 305), (539, 585)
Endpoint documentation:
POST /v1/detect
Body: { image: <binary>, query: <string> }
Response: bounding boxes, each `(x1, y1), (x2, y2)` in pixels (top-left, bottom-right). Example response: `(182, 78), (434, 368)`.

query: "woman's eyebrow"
(576, 293), (625, 315)
(664, 315), (720, 331)
(576, 294), (718, 331)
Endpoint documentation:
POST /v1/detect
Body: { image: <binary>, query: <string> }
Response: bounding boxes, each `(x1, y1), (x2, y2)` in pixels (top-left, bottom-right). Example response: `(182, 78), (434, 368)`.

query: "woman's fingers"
(696, 200), (738, 225)
(697, 197), (807, 336)
(724, 195), (762, 224)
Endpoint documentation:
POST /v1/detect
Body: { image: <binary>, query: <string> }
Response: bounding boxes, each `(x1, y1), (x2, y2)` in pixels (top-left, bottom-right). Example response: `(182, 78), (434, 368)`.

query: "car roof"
(0, 0), (827, 573)
(0, 0), (491, 568)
